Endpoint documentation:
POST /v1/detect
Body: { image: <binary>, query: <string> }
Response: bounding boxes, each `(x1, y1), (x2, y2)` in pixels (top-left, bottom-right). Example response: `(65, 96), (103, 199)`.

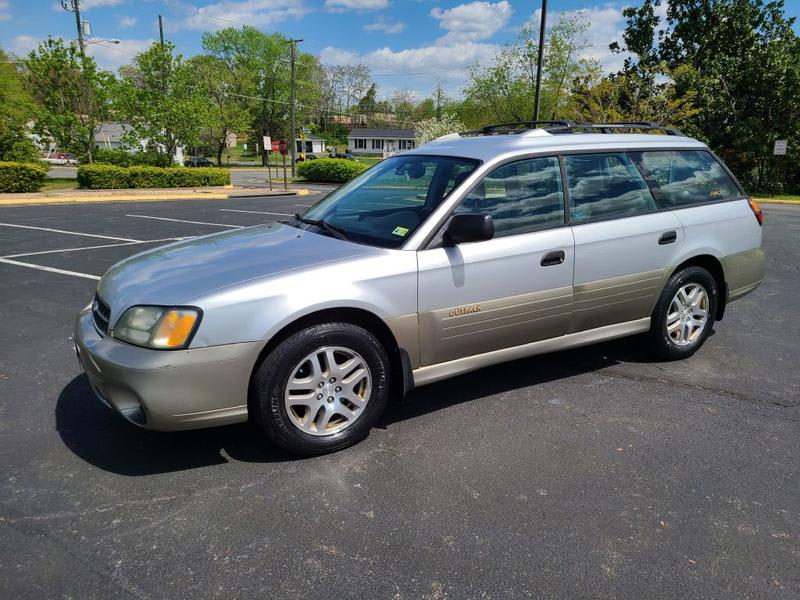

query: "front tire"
(252, 322), (390, 456)
(648, 266), (718, 360)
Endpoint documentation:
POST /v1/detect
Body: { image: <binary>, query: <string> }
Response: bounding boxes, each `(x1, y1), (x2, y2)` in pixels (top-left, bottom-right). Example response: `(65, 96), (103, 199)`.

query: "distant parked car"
(43, 152), (78, 166)
(329, 152), (356, 160)
(184, 156), (214, 167)
(296, 154), (318, 162)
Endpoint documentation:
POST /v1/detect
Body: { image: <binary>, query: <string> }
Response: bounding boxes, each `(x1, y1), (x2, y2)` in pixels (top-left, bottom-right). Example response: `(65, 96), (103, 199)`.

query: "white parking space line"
(0, 258), (100, 280)
(219, 209), (293, 216)
(1, 237), (187, 259)
(126, 214), (244, 228)
(0, 222), (140, 242)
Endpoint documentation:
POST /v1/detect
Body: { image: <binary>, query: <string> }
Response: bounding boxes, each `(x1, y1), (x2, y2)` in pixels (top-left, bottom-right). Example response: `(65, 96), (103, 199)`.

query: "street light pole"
(61, 0), (94, 163)
(287, 38), (303, 177)
(532, 0), (548, 122)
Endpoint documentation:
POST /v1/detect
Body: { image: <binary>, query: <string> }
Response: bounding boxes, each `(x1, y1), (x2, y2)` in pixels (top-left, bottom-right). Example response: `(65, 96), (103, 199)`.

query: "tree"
(460, 15), (597, 128)
(415, 114), (466, 145)
(188, 55), (251, 165)
(615, 0), (800, 191)
(25, 37), (111, 161)
(114, 42), (204, 162)
(0, 49), (39, 162)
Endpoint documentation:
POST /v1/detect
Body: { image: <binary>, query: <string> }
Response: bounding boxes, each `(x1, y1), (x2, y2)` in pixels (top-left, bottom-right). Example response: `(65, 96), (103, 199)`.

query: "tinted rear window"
(631, 150), (741, 207)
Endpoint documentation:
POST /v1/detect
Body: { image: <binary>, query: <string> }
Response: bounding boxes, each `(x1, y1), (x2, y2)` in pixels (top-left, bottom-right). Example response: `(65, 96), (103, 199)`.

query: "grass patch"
(355, 156), (383, 166)
(752, 193), (800, 203)
(41, 178), (79, 191)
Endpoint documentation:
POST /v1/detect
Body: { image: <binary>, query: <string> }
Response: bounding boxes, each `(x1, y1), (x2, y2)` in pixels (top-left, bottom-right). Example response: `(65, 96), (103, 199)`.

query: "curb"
(753, 198), (800, 206)
(0, 188), (305, 207)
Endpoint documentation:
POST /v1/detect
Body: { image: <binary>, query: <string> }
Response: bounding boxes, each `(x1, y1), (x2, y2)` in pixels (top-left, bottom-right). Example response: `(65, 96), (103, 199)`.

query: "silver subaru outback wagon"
(74, 121), (765, 455)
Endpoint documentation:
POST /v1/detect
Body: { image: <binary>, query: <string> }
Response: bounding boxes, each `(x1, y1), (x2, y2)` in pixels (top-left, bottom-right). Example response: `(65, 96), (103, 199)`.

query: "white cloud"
(118, 15), (137, 28)
(431, 1), (512, 45)
(0, 0), (11, 21)
(363, 16), (405, 34)
(87, 38), (155, 69)
(50, 0), (123, 10)
(325, 0), (389, 11)
(531, 5), (628, 74)
(11, 35), (40, 56)
(178, 0), (308, 31)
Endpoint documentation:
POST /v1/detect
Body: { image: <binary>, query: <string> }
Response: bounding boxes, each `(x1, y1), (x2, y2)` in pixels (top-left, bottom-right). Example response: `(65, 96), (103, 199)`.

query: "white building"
(95, 122), (184, 164)
(295, 134), (327, 155)
(347, 128), (416, 156)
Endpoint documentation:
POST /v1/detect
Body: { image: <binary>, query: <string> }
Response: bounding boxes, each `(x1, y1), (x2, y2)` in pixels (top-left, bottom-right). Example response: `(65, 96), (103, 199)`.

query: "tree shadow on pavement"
(57, 333), (671, 475)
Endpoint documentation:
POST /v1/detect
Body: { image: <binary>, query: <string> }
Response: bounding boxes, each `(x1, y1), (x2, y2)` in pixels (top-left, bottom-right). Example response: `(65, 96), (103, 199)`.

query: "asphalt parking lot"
(0, 198), (798, 599)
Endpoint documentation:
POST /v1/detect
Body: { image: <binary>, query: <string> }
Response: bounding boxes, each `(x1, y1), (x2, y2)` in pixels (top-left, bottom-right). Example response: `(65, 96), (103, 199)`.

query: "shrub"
(93, 148), (174, 167)
(77, 164), (230, 189)
(296, 158), (368, 183)
(0, 161), (48, 192)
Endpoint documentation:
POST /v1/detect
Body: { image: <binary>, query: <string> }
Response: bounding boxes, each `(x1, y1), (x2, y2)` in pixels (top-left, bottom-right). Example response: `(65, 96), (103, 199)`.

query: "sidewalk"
(0, 185), (307, 207)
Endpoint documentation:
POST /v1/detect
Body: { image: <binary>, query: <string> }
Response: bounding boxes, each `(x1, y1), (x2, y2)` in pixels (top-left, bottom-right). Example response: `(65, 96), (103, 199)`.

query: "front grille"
(92, 294), (111, 336)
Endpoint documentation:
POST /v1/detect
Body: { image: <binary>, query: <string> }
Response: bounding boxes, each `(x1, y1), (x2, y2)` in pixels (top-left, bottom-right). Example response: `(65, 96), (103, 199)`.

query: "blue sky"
(3, 0), (799, 99)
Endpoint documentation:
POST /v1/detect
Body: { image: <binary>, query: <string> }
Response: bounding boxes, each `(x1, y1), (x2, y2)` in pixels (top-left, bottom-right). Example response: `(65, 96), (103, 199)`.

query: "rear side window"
(564, 153), (657, 222)
(631, 150), (741, 206)
(454, 156), (565, 236)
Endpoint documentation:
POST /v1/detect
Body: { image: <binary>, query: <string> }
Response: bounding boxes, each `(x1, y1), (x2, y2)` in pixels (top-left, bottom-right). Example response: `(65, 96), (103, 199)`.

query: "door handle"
(541, 250), (566, 266)
(658, 231), (677, 245)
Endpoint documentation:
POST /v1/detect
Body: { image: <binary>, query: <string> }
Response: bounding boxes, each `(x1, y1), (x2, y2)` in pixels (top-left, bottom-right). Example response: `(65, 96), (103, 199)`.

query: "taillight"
(748, 198), (763, 226)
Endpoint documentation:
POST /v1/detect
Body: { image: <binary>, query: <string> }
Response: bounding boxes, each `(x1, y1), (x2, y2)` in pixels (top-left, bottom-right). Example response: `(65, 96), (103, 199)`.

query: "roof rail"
(461, 121), (685, 137)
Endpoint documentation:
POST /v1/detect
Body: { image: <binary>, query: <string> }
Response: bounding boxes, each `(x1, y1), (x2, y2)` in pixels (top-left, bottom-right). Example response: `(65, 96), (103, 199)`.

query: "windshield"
(298, 154), (480, 248)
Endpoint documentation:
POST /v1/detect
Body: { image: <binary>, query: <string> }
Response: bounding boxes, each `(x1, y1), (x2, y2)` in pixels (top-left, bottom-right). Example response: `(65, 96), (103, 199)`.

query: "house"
(94, 122), (184, 164)
(295, 134), (327, 155)
(347, 128), (416, 156)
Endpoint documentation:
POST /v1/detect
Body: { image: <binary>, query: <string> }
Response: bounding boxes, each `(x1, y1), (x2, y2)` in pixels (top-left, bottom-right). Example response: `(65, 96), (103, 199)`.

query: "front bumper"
(73, 307), (262, 431)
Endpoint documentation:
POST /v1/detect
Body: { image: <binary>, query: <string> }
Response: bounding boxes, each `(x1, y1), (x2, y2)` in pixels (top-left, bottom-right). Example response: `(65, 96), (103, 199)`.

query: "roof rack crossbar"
(460, 121), (684, 137)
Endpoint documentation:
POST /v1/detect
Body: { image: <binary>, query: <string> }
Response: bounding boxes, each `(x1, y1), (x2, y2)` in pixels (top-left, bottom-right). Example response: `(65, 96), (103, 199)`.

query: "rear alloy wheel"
(252, 322), (389, 456)
(649, 266), (717, 360)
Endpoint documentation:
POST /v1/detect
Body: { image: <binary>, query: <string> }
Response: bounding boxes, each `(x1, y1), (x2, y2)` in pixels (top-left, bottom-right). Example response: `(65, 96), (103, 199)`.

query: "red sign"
(278, 139), (289, 155)
(271, 141), (280, 153)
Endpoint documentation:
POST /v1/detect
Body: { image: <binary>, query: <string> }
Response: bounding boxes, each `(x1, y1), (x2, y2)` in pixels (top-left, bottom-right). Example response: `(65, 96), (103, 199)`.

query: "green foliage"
(25, 38), (112, 161)
(0, 161), (47, 193)
(0, 50), (40, 163)
(78, 164), (230, 189)
(296, 158), (367, 183)
(113, 42), (204, 160)
(93, 148), (173, 167)
(616, 0), (800, 191)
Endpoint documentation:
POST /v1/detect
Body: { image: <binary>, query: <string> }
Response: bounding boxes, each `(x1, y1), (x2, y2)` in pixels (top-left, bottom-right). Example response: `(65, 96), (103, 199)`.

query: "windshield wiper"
(293, 213), (349, 240)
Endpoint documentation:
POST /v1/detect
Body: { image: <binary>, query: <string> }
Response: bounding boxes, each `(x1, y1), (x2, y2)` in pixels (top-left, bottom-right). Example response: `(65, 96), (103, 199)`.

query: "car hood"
(98, 222), (377, 313)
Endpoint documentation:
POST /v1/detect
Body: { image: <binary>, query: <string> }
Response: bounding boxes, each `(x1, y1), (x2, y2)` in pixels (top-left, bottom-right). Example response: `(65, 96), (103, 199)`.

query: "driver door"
(417, 156), (574, 366)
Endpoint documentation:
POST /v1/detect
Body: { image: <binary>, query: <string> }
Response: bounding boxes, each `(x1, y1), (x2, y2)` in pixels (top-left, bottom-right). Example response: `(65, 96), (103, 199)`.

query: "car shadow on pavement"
(55, 375), (293, 476)
(56, 333), (674, 476)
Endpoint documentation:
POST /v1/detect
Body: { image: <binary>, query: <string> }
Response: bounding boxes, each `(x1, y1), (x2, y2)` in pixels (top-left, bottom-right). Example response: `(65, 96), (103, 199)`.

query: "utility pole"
(533, 0), (548, 122)
(158, 14), (165, 48)
(435, 82), (442, 121)
(287, 38), (303, 177)
(61, 0), (93, 163)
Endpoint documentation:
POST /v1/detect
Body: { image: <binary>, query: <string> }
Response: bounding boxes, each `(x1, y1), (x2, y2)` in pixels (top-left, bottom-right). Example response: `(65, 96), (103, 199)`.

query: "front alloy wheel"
(284, 346), (372, 436)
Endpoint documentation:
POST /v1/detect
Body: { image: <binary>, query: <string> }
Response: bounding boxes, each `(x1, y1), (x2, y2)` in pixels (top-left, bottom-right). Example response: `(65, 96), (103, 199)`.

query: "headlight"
(113, 306), (201, 349)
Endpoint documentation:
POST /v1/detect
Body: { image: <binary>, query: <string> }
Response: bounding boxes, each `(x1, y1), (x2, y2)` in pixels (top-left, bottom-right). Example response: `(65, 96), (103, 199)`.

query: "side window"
(453, 156), (565, 237)
(564, 153), (657, 222)
(632, 150), (741, 206)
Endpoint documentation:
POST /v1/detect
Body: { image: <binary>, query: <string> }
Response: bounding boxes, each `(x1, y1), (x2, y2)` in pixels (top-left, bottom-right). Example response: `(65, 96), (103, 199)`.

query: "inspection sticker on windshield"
(392, 226), (409, 237)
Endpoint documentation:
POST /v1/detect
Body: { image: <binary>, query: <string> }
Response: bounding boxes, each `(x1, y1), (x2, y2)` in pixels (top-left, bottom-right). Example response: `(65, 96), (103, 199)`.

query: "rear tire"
(252, 322), (390, 456)
(648, 266), (718, 360)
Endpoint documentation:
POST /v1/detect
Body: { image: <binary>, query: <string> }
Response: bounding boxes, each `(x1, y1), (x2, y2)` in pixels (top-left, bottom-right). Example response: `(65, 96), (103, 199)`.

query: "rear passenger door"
(565, 152), (684, 333)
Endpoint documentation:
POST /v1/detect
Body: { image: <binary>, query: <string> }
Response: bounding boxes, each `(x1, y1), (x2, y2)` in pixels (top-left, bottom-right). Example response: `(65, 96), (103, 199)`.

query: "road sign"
(301, 128), (311, 134)
(263, 135), (271, 150)
(278, 139), (289, 155)
(271, 141), (280, 153)
(774, 140), (788, 155)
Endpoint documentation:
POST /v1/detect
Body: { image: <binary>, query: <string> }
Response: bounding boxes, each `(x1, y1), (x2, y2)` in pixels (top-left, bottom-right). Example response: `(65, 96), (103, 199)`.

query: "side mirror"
(443, 213), (494, 245)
